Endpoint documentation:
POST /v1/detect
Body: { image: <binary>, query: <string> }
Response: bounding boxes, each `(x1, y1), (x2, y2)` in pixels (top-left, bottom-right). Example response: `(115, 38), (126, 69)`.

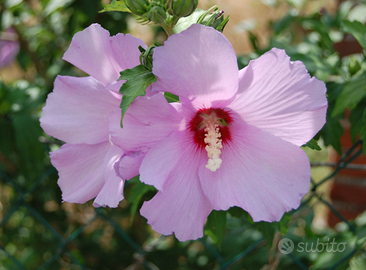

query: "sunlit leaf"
(303, 139), (322, 151)
(332, 73), (366, 117)
(100, 0), (130, 13)
(342, 20), (366, 50)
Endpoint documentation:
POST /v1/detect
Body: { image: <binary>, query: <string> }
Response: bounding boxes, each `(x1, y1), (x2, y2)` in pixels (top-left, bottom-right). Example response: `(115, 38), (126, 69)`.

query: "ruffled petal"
(94, 145), (125, 208)
(63, 23), (145, 85)
(51, 142), (112, 204)
(229, 48), (327, 146)
(110, 93), (183, 152)
(117, 151), (146, 180)
(199, 119), (311, 222)
(152, 24), (238, 109)
(140, 132), (212, 241)
(41, 76), (119, 144)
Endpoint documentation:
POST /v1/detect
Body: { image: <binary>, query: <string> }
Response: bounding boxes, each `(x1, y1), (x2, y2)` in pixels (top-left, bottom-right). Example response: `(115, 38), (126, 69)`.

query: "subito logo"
(278, 238), (294, 254)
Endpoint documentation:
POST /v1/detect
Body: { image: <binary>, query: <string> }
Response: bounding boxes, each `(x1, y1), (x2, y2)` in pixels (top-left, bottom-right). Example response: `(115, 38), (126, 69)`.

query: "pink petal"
(139, 130), (200, 190)
(140, 132), (212, 241)
(40, 76), (119, 144)
(63, 23), (145, 85)
(110, 93), (183, 152)
(109, 31), (147, 71)
(199, 119), (311, 222)
(51, 142), (112, 204)
(152, 24), (238, 109)
(94, 146), (125, 208)
(229, 48), (327, 146)
(117, 151), (146, 180)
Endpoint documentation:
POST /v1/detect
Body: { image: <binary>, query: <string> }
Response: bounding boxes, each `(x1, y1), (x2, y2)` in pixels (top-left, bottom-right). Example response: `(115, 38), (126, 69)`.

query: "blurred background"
(1, 0), (366, 269)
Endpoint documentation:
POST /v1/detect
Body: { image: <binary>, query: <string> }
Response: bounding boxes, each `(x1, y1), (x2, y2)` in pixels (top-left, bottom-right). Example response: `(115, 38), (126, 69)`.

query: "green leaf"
(119, 65), (157, 126)
(361, 108), (366, 154)
(319, 82), (344, 154)
(349, 100), (366, 142)
(164, 92), (179, 103)
(13, 112), (45, 175)
(332, 73), (366, 117)
(100, 0), (130, 13)
(341, 20), (366, 50)
(204, 210), (226, 245)
(127, 176), (156, 224)
(256, 221), (276, 246)
(174, 8), (206, 33)
(321, 116), (344, 154)
(303, 138), (322, 151)
(277, 213), (291, 236)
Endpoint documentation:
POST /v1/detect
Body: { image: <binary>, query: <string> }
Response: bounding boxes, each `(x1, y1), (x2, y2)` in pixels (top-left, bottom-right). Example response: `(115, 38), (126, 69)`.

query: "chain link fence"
(0, 140), (365, 270)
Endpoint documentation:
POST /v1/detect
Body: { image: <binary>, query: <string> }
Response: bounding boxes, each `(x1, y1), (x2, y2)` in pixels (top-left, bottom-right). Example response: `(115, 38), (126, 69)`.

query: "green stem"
(160, 23), (175, 36)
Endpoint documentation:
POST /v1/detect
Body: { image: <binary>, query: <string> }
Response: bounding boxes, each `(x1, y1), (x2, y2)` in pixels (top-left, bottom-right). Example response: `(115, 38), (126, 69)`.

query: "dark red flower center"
(189, 108), (232, 148)
(189, 108), (232, 172)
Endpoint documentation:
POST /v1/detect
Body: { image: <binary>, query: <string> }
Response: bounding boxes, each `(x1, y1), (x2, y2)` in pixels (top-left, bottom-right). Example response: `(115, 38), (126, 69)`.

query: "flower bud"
(347, 57), (362, 76)
(145, 6), (167, 24)
(172, 0), (198, 18)
(125, 0), (150, 16)
(199, 9), (229, 32)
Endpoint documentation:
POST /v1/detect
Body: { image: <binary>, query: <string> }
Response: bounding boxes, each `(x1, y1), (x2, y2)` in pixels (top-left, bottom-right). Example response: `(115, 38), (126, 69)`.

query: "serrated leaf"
(342, 20), (366, 50)
(204, 210), (226, 245)
(332, 73), (366, 117)
(303, 138), (322, 151)
(100, 0), (130, 13)
(127, 176), (156, 224)
(119, 65), (157, 125)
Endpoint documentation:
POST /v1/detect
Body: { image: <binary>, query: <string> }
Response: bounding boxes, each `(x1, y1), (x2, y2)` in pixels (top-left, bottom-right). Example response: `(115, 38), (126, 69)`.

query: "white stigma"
(204, 124), (223, 172)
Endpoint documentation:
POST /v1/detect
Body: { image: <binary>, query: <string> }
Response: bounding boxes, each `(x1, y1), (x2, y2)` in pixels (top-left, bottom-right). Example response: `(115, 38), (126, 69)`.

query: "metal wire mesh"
(0, 140), (365, 270)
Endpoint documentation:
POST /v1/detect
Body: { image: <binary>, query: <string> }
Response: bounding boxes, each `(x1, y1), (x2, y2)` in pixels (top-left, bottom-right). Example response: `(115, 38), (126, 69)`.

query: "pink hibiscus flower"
(114, 24), (328, 241)
(40, 24), (147, 207)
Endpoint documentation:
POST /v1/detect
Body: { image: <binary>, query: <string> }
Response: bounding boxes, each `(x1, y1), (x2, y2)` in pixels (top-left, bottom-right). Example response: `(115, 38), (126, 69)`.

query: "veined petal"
(199, 120), (311, 222)
(139, 130), (201, 191)
(52, 142), (112, 204)
(140, 137), (212, 241)
(110, 93), (183, 152)
(94, 145), (125, 208)
(229, 48), (327, 146)
(41, 76), (119, 144)
(152, 24), (239, 109)
(109, 32), (147, 71)
(63, 23), (145, 85)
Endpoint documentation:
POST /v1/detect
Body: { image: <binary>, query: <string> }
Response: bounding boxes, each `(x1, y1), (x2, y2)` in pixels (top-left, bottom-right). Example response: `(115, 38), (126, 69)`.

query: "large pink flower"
(40, 24), (146, 207)
(117, 24), (328, 241)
